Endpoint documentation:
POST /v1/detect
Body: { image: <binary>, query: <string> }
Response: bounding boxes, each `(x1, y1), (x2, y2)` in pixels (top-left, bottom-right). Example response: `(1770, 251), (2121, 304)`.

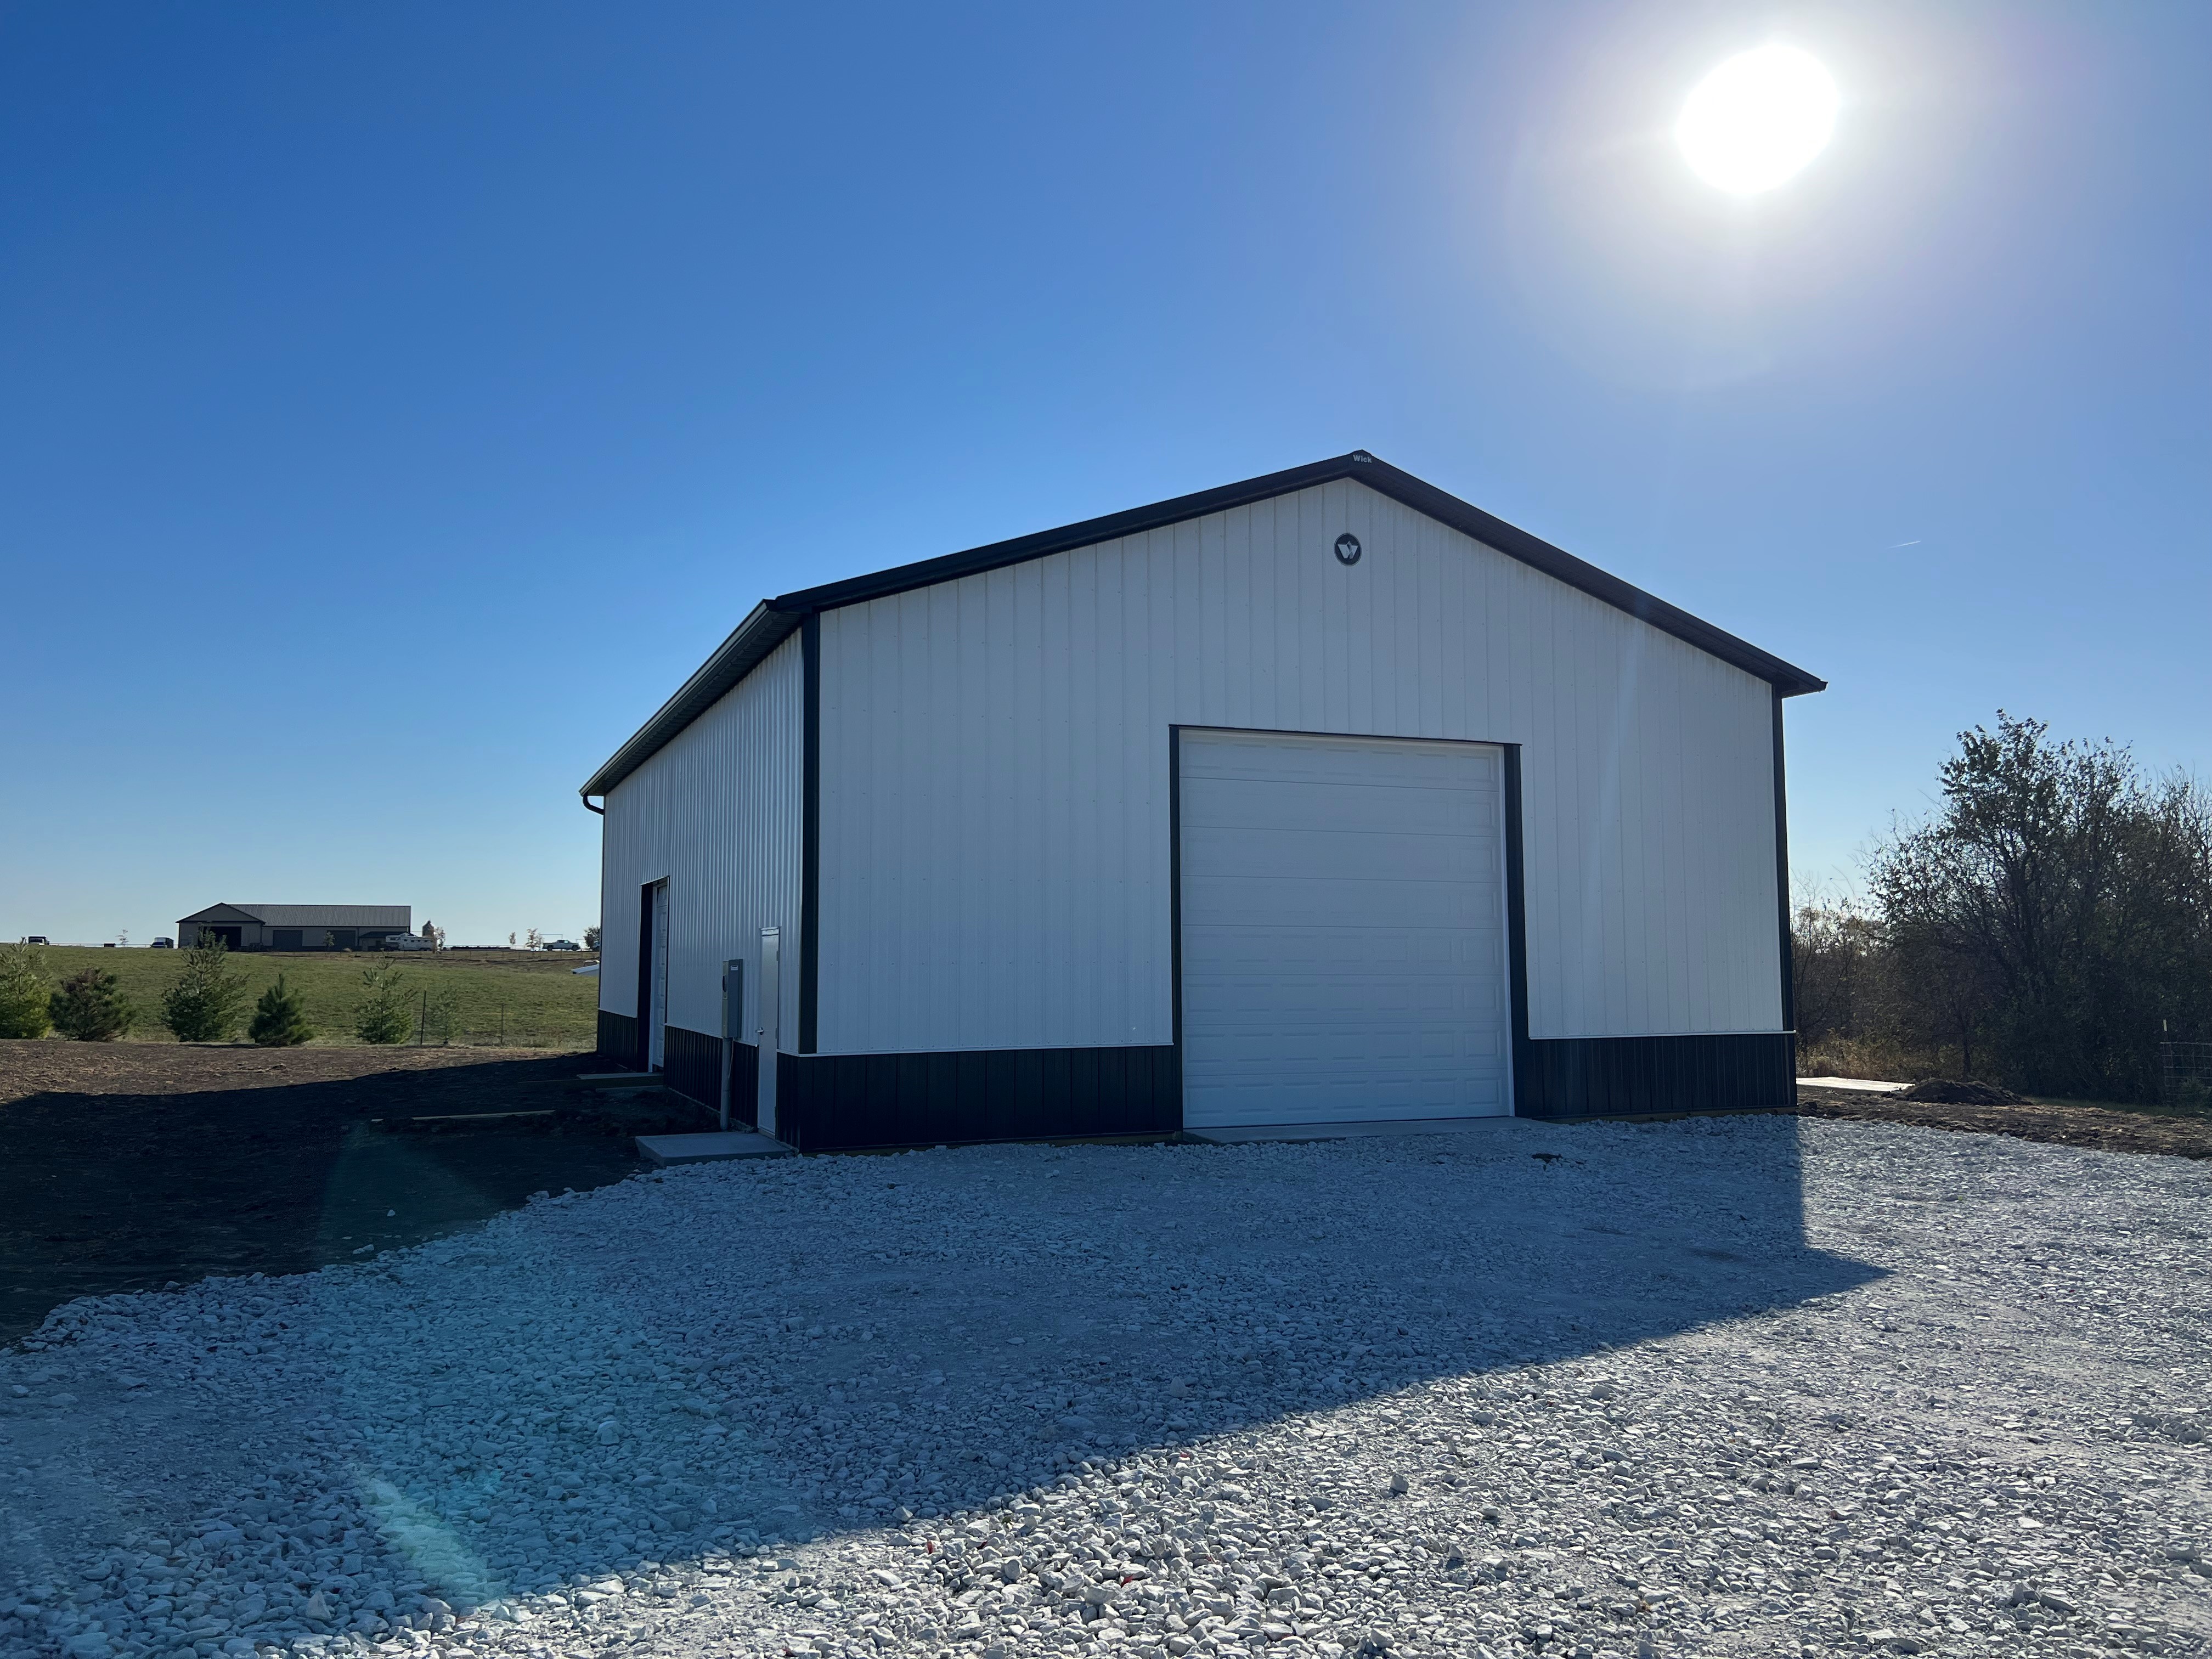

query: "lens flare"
(1677, 45), (1839, 194)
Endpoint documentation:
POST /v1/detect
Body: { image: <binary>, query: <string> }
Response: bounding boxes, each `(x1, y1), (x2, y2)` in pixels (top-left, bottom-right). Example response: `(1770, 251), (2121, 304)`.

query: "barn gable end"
(587, 454), (1818, 1143)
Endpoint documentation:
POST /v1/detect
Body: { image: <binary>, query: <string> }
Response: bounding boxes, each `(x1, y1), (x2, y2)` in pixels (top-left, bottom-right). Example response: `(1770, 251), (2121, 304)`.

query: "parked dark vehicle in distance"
(151, 936), (175, 949)
(25, 935), (49, 945)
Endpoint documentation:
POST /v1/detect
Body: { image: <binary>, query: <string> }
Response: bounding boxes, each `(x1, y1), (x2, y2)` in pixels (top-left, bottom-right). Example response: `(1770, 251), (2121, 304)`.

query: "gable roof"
(582, 450), (1825, 799)
(178, 902), (263, 924)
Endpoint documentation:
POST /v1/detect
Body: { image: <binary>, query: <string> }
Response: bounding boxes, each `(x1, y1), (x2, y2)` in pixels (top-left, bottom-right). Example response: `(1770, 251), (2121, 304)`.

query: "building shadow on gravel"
(176, 1114), (1884, 1622)
(6, 1113), (1886, 1646)
(0, 1053), (657, 1341)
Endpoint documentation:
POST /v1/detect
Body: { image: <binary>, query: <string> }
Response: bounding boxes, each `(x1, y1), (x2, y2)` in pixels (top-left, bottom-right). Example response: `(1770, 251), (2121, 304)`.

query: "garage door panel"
(1183, 737), (1482, 789)
(1181, 926), (1500, 973)
(1183, 881), (1498, 932)
(1189, 1075), (1503, 1120)
(1184, 969), (1497, 1016)
(1179, 730), (1510, 1129)
(1183, 776), (1494, 837)
(1180, 822), (1491, 883)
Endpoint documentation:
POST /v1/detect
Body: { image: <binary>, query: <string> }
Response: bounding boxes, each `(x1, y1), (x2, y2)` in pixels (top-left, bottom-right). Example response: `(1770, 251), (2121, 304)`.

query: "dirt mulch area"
(0, 1041), (713, 1343)
(1795, 1083), (2212, 1160)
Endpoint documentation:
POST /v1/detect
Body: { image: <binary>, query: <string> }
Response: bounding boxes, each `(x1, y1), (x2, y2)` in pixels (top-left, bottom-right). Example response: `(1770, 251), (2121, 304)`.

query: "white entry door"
(1179, 730), (1510, 1128)
(647, 882), (670, 1068)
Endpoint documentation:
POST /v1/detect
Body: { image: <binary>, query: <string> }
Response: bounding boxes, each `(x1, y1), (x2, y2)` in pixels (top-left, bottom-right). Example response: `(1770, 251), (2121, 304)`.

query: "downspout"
(580, 793), (605, 815)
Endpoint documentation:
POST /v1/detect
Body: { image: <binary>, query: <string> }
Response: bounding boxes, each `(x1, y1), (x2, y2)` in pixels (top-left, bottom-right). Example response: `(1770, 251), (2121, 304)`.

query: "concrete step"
(636, 1131), (793, 1166)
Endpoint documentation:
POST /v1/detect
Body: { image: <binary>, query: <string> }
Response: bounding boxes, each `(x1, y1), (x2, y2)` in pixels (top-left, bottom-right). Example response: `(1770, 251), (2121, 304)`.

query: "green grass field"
(20, 946), (599, 1049)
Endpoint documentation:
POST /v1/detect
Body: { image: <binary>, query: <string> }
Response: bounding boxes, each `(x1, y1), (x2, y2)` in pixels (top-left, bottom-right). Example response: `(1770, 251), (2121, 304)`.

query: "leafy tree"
(0, 943), (53, 1039)
(583, 925), (601, 951)
(1790, 886), (1884, 1048)
(524, 927), (544, 951)
(248, 974), (315, 1047)
(354, 964), (414, 1044)
(162, 935), (251, 1042)
(1869, 713), (2212, 1099)
(51, 968), (136, 1041)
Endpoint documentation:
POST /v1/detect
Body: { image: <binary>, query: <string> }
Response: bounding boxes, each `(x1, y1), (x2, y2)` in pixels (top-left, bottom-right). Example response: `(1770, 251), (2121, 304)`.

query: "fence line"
(2159, 1041), (2211, 1110)
(410, 994), (585, 1049)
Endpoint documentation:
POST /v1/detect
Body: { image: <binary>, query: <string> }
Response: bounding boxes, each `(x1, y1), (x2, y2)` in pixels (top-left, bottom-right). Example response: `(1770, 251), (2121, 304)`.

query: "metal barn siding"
(814, 478), (1782, 1057)
(599, 632), (805, 1064)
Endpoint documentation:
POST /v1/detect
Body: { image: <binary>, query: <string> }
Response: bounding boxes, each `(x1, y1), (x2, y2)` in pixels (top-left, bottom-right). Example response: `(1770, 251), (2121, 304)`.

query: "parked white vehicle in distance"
(543, 939), (583, 951)
(380, 933), (434, 951)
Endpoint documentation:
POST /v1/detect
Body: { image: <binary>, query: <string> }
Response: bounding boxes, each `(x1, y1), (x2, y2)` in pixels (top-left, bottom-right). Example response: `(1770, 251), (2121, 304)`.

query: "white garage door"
(1179, 730), (1510, 1128)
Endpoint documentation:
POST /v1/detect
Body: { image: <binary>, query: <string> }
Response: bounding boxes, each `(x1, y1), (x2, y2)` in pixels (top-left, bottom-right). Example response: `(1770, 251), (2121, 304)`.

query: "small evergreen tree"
(0, 943), (53, 1039)
(50, 968), (136, 1041)
(421, 984), (460, 1045)
(162, 935), (251, 1042)
(248, 974), (315, 1047)
(353, 963), (414, 1044)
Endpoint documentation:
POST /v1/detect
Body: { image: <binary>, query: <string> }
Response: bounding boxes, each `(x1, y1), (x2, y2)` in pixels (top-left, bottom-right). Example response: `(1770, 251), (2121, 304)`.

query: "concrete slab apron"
(1186, 1117), (1541, 1146)
(636, 1131), (793, 1166)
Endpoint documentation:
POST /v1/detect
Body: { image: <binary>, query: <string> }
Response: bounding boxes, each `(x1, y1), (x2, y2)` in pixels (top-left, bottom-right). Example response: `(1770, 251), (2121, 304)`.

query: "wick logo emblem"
(1334, 533), (1362, 566)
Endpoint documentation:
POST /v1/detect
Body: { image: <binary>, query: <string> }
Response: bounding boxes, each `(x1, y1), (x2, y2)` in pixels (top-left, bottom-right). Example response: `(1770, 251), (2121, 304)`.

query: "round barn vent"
(1334, 533), (1362, 566)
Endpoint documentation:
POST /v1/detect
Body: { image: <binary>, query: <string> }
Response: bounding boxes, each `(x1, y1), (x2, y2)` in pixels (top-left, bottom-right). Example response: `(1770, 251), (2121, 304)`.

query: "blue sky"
(4, 3), (2205, 946)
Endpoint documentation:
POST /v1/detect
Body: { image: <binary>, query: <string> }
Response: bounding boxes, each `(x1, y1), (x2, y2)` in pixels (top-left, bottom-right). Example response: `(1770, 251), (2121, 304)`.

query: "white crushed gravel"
(3, 1114), (2209, 1659)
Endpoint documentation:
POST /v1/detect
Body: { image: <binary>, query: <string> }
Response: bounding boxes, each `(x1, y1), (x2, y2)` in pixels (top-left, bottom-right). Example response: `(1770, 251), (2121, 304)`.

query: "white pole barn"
(580, 453), (1822, 1151)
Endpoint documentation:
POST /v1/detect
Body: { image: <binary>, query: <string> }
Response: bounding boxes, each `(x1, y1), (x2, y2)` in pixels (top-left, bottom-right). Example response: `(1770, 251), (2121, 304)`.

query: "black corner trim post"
(799, 612), (821, 1055)
(1771, 685), (1798, 1047)
(1166, 725), (1186, 1130)
(634, 881), (656, 1073)
(1501, 745), (1534, 1116)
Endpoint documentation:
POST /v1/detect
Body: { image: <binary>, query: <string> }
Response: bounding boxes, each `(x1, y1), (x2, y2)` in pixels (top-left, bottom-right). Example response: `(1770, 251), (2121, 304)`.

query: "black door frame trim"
(1501, 744), (1534, 1114)
(1167, 725), (1185, 1074)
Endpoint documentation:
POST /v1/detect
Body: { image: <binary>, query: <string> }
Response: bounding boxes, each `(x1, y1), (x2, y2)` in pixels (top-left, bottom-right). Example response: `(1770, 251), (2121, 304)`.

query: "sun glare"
(1677, 45), (1838, 195)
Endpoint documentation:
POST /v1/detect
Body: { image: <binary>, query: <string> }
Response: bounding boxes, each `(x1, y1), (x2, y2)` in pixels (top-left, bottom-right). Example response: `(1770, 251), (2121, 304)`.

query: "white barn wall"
(816, 478), (1780, 1054)
(599, 632), (804, 1048)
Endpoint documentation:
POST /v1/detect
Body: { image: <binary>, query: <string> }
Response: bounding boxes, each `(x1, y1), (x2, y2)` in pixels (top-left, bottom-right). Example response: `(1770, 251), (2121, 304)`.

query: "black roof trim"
(582, 452), (1824, 798)
(770, 454), (1368, 612)
(579, 602), (803, 799)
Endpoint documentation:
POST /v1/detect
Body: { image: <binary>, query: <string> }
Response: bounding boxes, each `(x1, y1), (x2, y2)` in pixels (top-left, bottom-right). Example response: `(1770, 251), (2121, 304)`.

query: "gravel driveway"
(3, 1115), (2208, 1659)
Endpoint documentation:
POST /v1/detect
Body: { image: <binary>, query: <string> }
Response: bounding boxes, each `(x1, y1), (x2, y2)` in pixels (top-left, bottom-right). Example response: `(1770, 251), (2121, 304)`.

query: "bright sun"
(1677, 45), (1838, 194)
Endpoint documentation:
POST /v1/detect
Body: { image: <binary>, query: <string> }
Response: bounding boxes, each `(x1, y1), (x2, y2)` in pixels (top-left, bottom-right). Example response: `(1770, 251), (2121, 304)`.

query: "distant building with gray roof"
(176, 903), (412, 951)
